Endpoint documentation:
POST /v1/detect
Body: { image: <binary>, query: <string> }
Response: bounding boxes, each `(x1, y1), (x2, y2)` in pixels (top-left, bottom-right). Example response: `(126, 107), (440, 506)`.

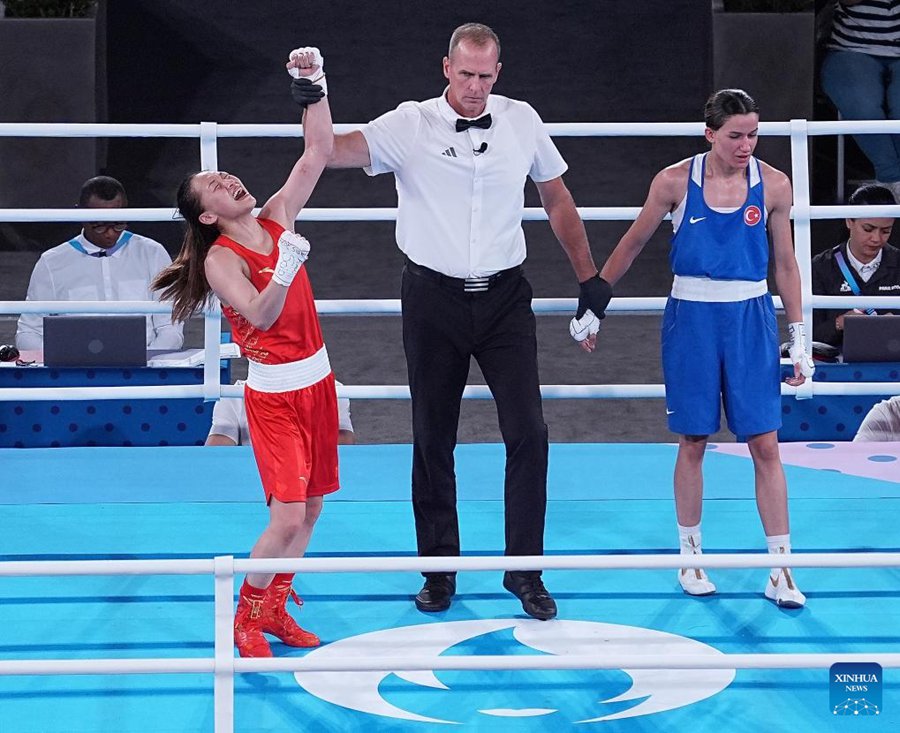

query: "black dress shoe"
(414, 575), (455, 612)
(503, 572), (557, 620)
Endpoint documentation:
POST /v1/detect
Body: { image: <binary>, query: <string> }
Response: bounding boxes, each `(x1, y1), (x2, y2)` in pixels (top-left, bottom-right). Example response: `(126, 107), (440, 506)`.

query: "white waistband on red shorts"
(246, 345), (331, 393)
(671, 275), (768, 302)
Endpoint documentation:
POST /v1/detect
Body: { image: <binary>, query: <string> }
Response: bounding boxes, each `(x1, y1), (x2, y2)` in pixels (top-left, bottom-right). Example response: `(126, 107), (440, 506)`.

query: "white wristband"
(787, 321), (815, 378)
(271, 231), (311, 287)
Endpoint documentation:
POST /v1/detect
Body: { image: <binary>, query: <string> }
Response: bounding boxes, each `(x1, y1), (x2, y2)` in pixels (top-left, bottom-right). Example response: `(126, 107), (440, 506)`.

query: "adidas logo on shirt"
(441, 147), (457, 158)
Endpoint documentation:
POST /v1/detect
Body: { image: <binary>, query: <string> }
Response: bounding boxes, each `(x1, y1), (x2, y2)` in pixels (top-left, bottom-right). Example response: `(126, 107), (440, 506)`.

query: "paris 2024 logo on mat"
(293, 619), (735, 724)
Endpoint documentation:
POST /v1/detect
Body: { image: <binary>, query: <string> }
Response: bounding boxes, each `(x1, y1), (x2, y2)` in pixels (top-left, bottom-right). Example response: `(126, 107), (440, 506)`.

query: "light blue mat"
(0, 446), (897, 731)
(3, 444), (898, 504)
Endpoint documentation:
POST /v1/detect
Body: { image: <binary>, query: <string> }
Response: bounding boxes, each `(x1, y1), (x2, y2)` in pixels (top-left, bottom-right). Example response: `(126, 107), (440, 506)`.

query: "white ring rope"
(8, 293), (900, 315)
(2, 382), (899, 403)
(2, 118), (900, 138)
(6, 294), (900, 316)
(0, 555), (897, 680)
(2, 652), (900, 677)
(2, 203), (899, 223)
(2, 551), (899, 578)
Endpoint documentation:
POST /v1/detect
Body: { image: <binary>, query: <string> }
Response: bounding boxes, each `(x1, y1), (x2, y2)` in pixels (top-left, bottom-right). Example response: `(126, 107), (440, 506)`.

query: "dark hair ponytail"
(152, 173), (220, 322)
(704, 89), (759, 131)
(848, 183), (896, 207)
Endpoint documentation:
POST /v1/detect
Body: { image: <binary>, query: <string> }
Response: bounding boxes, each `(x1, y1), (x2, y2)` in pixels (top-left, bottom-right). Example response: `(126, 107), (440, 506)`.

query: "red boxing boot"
(234, 580), (273, 658)
(260, 573), (320, 648)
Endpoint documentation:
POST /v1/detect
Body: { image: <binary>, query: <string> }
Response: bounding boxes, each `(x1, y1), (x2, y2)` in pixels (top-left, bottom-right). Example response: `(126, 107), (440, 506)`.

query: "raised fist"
(272, 231), (311, 287)
(286, 46), (327, 97)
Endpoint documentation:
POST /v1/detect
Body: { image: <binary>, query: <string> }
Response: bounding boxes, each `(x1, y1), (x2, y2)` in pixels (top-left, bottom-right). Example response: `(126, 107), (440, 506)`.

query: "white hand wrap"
(271, 231), (311, 287)
(287, 46), (327, 95)
(569, 309), (601, 342)
(787, 321), (815, 378)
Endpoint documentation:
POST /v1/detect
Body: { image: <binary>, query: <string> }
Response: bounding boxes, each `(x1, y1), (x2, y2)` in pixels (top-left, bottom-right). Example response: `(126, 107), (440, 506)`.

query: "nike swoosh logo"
(689, 216), (706, 224)
(666, 409), (675, 415)
(258, 267), (275, 274)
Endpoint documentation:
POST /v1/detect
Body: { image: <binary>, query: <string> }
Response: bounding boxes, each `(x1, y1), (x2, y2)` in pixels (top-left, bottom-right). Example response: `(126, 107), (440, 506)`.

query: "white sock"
(678, 523), (703, 555)
(766, 533), (791, 579)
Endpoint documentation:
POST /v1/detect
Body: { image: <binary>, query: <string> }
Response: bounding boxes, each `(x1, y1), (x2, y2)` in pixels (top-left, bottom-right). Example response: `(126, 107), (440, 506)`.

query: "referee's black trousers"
(401, 263), (549, 581)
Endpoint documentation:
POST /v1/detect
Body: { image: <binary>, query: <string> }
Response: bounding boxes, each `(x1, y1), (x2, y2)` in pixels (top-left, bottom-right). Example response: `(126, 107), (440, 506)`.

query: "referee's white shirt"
(362, 91), (567, 278)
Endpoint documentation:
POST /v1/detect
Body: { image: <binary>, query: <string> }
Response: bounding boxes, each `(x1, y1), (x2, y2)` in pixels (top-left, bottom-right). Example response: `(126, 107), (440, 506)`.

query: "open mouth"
(233, 187), (247, 201)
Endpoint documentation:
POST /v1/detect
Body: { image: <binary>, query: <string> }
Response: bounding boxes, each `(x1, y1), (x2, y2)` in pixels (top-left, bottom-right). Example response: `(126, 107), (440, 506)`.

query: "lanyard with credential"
(834, 249), (877, 315)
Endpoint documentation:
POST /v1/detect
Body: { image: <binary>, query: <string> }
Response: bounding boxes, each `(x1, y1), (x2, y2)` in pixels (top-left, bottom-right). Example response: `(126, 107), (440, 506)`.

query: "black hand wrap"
(290, 77), (325, 109)
(576, 274), (613, 320)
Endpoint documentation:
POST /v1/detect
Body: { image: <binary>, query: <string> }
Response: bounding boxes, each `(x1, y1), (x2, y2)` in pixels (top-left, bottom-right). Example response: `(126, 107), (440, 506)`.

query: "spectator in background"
(854, 396), (900, 440)
(820, 0), (900, 199)
(15, 176), (183, 352)
(206, 379), (355, 446)
(812, 183), (900, 348)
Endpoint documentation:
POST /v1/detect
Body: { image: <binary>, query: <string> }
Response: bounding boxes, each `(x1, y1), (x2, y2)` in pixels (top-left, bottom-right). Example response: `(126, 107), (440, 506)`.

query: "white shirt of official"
(853, 396), (900, 442)
(362, 90), (568, 278)
(16, 230), (184, 351)
(208, 380), (354, 446)
(846, 243), (882, 283)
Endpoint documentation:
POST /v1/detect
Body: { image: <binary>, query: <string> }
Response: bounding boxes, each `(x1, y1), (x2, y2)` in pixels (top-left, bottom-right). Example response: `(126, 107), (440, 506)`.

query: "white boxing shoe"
(764, 568), (806, 608)
(678, 567), (717, 596)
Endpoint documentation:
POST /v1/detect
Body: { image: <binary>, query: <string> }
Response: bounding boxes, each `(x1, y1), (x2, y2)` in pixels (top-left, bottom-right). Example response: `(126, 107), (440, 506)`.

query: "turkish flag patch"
(744, 205), (762, 226)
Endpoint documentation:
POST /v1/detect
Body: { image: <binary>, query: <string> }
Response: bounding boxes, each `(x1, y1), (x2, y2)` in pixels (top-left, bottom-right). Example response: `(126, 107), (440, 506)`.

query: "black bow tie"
(456, 114), (492, 132)
(90, 250), (107, 257)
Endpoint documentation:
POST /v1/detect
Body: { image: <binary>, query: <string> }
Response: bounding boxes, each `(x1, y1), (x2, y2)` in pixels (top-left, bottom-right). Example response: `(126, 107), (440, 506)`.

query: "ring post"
(789, 118), (814, 400)
(214, 556), (235, 733)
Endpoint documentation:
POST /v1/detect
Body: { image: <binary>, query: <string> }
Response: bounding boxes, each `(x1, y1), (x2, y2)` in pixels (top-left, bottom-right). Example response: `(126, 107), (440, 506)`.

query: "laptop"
(841, 315), (900, 363)
(43, 315), (147, 367)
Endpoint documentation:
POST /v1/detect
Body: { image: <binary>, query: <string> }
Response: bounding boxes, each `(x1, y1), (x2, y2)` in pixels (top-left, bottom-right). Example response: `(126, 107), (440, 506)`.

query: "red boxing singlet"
(210, 217), (338, 502)
(213, 218), (323, 364)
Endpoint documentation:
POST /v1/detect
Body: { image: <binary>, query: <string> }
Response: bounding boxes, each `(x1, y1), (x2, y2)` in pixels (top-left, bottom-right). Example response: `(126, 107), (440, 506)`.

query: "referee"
(325, 23), (611, 619)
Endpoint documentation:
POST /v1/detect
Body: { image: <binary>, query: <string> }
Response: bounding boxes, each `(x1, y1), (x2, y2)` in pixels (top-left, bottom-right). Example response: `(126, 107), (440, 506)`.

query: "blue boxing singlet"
(662, 153), (781, 437)
(670, 153), (768, 282)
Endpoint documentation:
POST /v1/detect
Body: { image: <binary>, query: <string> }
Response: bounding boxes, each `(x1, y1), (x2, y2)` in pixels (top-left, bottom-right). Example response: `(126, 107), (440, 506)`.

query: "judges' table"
(0, 356), (231, 448)
(779, 361), (900, 441)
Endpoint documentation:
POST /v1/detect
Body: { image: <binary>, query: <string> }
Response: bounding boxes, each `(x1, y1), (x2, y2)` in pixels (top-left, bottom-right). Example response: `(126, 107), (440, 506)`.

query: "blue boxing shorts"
(661, 294), (781, 437)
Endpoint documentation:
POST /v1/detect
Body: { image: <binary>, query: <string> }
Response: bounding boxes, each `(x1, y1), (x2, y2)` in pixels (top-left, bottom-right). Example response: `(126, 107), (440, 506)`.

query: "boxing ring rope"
(0, 554), (899, 693)
(3, 119), (900, 731)
(5, 654), (900, 676)
(5, 551), (900, 577)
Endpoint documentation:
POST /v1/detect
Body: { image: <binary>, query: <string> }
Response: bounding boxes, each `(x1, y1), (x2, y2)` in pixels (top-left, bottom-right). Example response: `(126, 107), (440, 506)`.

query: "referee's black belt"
(405, 259), (522, 293)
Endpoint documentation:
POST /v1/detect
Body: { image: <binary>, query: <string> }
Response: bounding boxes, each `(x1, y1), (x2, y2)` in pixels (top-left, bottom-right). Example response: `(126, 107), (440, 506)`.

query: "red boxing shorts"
(244, 373), (340, 503)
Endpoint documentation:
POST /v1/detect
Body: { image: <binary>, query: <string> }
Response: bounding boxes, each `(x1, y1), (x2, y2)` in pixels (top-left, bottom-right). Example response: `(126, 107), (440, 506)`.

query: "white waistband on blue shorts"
(671, 275), (768, 302)
(246, 345), (331, 393)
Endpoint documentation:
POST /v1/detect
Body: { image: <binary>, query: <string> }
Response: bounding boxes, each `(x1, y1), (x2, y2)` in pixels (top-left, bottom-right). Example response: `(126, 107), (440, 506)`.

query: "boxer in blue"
(584, 89), (815, 607)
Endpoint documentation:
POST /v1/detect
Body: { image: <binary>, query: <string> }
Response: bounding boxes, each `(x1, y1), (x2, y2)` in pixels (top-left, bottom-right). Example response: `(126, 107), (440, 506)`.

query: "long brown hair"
(152, 173), (220, 322)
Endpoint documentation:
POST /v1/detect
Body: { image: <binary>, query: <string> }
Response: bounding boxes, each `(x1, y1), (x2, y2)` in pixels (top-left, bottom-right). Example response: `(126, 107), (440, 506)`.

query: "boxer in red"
(154, 47), (336, 657)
